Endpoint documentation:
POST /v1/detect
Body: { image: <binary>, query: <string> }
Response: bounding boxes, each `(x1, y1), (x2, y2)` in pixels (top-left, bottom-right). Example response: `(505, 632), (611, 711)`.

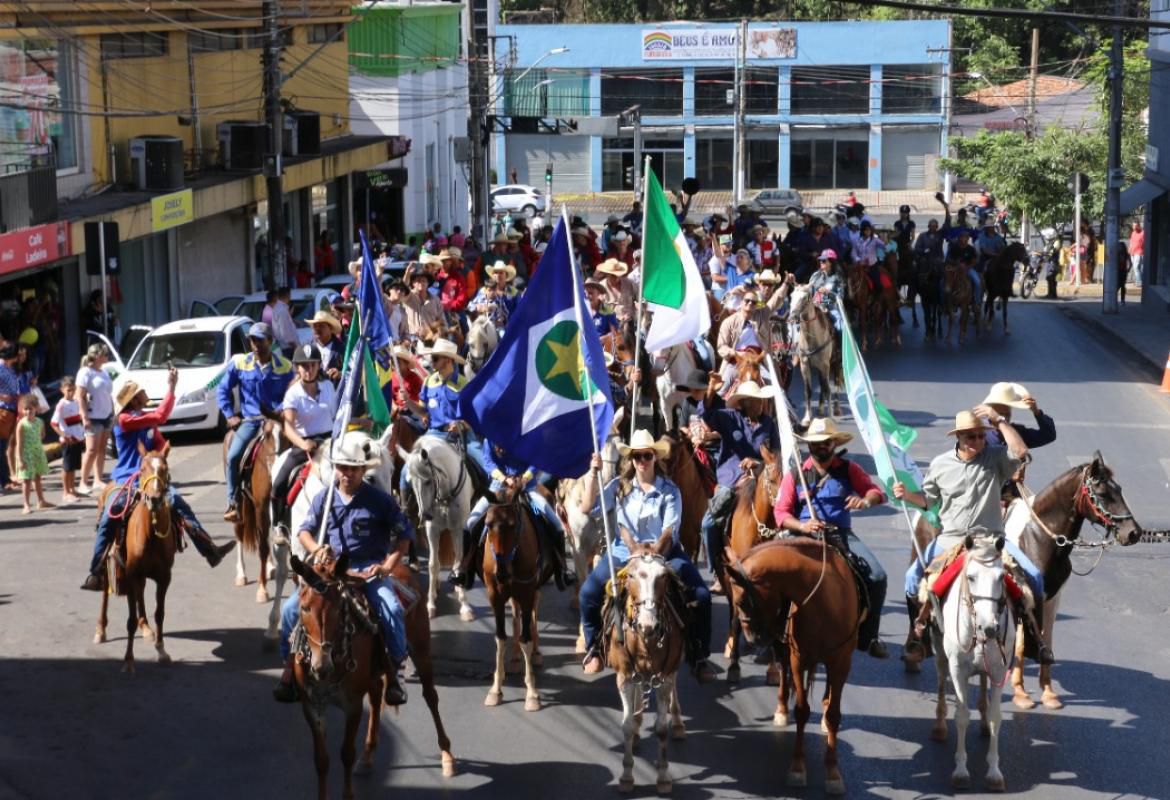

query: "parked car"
(746, 188), (804, 217)
(314, 259), (410, 294)
(190, 288), (336, 347)
(491, 184), (547, 216)
(109, 316), (253, 434)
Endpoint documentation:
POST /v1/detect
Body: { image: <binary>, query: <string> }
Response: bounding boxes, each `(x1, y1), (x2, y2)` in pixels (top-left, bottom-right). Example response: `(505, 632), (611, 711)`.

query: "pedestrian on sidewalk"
(51, 376), (85, 504)
(1116, 245), (1132, 306)
(1128, 221), (1144, 288)
(14, 394), (52, 514)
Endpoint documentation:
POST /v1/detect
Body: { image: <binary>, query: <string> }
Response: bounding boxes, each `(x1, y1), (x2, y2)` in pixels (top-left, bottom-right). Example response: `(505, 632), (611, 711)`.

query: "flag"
(459, 215), (614, 478)
(331, 334), (363, 445)
(358, 229), (392, 368)
(763, 354), (800, 478)
(641, 167), (711, 353)
(836, 297), (940, 527)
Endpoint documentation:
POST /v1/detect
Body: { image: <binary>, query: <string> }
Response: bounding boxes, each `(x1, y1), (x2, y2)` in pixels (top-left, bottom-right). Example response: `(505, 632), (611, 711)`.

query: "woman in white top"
(272, 343), (339, 526)
(75, 343), (115, 495)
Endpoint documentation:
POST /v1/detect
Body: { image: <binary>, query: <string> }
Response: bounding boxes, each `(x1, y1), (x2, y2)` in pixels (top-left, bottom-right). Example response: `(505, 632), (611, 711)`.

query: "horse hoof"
(773, 710), (789, 727)
(140, 626), (156, 644)
(656, 779), (673, 795)
(427, 604), (438, 620)
(765, 664), (781, 687)
(825, 776), (846, 796)
(441, 753), (457, 778)
(951, 772), (970, 790)
(930, 723), (947, 742)
(121, 661), (135, 675)
(670, 723), (687, 741)
(1012, 693), (1037, 710)
(256, 587), (270, 604)
(618, 777), (635, 794)
(1041, 692), (1064, 710)
(786, 770), (807, 788)
(234, 576), (247, 587)
(524, 696), (542, 712)
(986, 773), (1006, 792)
(157, 649), (171, 665)
(484, 690), (502, 707)
(726, 664), (741, 684)
(532, 650), (544, 669)
(93, 630), (106, 645)
(458, 606), (475, 623)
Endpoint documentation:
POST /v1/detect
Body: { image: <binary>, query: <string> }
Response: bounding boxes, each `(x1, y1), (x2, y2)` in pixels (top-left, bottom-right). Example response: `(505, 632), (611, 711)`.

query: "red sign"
(0, 221), (71, 277)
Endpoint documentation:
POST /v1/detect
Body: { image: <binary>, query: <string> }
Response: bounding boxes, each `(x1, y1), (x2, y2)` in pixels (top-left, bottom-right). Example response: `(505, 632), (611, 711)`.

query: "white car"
(491, 184), (547, 216)
(191, 288), (338, 348)
(111, 316), (254, 434)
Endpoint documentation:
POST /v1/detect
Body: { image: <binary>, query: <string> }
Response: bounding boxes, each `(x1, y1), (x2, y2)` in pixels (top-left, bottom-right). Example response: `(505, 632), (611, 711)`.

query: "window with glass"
(881, 65), (942, 114)
(601, 137), (684, 191)
(505, 69), (590, 117)
(101, 32), (169, 59)
(0, 39), (79, 172)
(747, 138), (779, 189)
(308, 23), (344, 44)
(600, 70), (683, 116)
(790, 135), (868, 189)
(791, 66), (870, 115)
(189, 29), (247, 53)
(695, 69), (736, 116)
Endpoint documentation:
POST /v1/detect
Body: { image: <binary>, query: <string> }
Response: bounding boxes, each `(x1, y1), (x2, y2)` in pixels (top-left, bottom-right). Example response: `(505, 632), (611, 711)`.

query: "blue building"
(495, 20), (951, 194)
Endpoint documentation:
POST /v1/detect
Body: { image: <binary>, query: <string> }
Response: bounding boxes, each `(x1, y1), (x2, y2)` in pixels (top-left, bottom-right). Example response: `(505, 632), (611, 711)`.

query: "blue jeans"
(904, 534), (1043, 598)
(279, 559), (406, 663)
(226, 419), (263, 505)
(467, 477), (562, 535)
(90, 484), (215, 574)
(968, 268), (982, 303)
(701, 485), (737, 578)
(839, 529), (887, 649)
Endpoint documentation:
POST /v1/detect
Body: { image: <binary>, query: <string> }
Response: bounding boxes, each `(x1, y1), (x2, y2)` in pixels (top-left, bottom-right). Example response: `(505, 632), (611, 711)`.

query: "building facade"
(494, 20), (950, 195)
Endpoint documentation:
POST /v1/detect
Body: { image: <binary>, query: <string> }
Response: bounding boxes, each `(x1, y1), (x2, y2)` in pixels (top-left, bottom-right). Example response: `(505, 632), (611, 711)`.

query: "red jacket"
(438, 268), (470, 312)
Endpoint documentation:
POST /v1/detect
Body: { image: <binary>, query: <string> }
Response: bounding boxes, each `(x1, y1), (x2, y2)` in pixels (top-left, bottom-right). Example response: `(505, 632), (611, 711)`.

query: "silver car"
(491, 184), (547, 216)
(746, 188), (804, 217)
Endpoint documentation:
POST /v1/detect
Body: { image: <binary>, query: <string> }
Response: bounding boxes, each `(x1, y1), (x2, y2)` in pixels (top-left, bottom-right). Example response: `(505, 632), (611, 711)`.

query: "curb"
(1057, 305), (1164, 381)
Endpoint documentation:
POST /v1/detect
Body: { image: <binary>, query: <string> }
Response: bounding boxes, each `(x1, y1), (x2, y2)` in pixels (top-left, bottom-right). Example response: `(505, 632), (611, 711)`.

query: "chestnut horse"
(660, 430), (708, 562)
(290, 552), (455, 800)
(942, 264), (975, 345)
(844, 263), (871, 352)
(222, 422), (278, 603)
(481, 484), (554, 712)
(982, 242), (1028, 335)
(96, 444), (177, 673)
(723, 539), (859, 795)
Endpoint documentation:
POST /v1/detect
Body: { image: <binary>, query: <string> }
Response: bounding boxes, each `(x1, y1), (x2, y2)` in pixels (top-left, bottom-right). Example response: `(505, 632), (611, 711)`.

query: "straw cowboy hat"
(798, 417), (854, 446)
(391, 344), (419, 368)
(419, 252), (444, 267)
(332, 431), (382, 468)
(947, 410), (991, 437)
(488, 260), (516, 281)
(595, 258), (629, 277)
(618, 428), (671, 459)
(505, 227), (523, 241)
(114, 381), (146, 415)
(727, 380), (776, 406)
(440, 246), (464, 261)
(611, 229), (630, 243)
(308, 310), (342, 335)
(420, 337), (466, 365)
(583, 278), (607, 293)
(982, 382), (1031, 409)
(756, 269), (781, 284)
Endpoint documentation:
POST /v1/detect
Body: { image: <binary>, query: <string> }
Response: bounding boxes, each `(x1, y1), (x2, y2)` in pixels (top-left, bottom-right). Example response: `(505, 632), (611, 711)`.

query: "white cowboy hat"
(439, 246), (464, 261)
(505, 227), (523, 241)
(617, 429), (671, 459)
(728, 380), (776, 405)
(947, 410), (992, 437)
(571, 225), (591, 236)
(595, 258), (629, 277)
(982, 382), (1031, 409)
(391, 345), (419, 367)
(489, 260), (517, 281)
(757, 269), (781, 284)
(308, 310), (343, 335)
(332, 431), (381, 468)
(419, 253), (444, 267)
(798, 417), (854, 446)
(420, 337), (466, 365)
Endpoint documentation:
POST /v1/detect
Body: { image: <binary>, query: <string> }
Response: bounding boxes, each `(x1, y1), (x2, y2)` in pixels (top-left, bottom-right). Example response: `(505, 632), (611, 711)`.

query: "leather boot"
(384, 662), (407, 706)
(903, 594), (927, 664)
(448, 529), (476, 590)
(1015, 601), (1055, 665)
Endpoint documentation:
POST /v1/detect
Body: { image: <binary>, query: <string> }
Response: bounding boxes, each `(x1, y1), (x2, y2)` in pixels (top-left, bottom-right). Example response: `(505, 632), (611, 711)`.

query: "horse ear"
(760, 445), (775, 464)
(333, 552), (349, 580)
(161, 441), (171, 459)
(1091, 450), (1106, 474)
(964, 534), (975, 550)
(137, 440), (148, 457)
(484, 489), (499, 505)
(722, 548), (748, 585)
(995, 536), (1006, 552)
(395, 444), (411, 463)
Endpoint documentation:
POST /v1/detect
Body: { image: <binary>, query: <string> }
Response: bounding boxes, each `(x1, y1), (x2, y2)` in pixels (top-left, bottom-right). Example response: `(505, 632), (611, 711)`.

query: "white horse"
(399, 435), (476, 621)
(788, 285), (839, 425)
(926, 534), (1013, 792)
(654, 342), (704, 432)
(466, 314), (500, 375)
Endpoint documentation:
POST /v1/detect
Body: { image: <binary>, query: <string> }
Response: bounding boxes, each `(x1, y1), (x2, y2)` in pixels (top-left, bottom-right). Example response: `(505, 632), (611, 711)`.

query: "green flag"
(340, 309), (391, 437)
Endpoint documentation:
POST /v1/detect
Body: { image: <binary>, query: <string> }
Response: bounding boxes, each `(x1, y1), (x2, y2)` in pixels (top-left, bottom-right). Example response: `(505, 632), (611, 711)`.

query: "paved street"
(2, 298), (1168, 800)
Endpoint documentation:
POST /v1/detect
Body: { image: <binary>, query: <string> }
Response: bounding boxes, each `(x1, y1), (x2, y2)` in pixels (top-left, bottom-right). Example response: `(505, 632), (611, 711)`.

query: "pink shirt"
(1129, 229), (1144, 256)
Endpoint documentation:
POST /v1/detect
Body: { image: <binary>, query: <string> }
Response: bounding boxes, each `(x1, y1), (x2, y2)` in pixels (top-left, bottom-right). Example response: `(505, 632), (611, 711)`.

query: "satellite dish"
(681, 177), (701, 196)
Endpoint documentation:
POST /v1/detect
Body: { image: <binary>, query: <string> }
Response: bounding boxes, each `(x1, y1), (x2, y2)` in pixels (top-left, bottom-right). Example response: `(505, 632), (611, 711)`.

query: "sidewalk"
(1057, 283), (1170, 380)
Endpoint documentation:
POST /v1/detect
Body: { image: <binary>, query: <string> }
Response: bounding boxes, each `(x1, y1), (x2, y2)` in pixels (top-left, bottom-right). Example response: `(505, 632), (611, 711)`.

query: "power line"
(849, 0), (1170, 29)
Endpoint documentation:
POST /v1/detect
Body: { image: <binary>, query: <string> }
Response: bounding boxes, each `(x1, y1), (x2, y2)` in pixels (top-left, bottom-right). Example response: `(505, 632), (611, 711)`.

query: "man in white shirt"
(271, 287), (299, 356)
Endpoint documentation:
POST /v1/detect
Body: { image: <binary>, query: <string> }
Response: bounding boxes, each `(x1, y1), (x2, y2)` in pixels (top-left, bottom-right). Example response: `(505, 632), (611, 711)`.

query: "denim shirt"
(591, 476), (681, 563)
(699, 394), (781, 487)
(301, 483), (415, 565)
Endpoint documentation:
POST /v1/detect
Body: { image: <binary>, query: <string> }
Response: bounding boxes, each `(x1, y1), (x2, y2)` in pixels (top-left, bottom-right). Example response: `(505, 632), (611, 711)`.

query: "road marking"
(1159, 459), (1170, 487)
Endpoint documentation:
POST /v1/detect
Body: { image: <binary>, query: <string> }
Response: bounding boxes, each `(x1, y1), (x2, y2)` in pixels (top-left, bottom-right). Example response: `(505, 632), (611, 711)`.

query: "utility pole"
(468, 37), (486, 241)
(735, 18), (747, 200)
(632, 107), (643, 195)
(1022, 27), (1039, 245)
(262, 0), (286, 290)
(1102, 1), (1124, 314)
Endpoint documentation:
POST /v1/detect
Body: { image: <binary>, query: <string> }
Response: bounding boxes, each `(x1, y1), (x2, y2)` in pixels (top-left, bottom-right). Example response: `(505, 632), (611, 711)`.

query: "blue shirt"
(111, 422), (154, 484)
(700, 395), (781, 486)
(421, 370), (468, 432)
(0, 362), (18, 411)
(724, 267), (756, 294)
(591, 476), (681, 563)
(301, 483), (414, 564)
(591, 307), (620, 339)
(217, 352), (294, 419)
(483, 439), (530, 480)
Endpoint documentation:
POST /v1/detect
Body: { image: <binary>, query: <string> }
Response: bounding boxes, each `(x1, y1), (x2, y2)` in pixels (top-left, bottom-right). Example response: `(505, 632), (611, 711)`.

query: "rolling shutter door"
(505, 134), (591, 193)
(881, 128), (940, 190)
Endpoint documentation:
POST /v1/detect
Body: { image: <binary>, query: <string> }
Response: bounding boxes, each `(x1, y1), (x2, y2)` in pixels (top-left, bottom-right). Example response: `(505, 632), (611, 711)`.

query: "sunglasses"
(631, 451), (656, 463)
(959, 432), (986, 442)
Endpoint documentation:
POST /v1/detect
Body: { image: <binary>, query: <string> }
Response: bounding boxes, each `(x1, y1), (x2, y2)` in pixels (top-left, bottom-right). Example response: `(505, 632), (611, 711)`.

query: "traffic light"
(624, 165), (634, 186)
(545, 163), (553, 183)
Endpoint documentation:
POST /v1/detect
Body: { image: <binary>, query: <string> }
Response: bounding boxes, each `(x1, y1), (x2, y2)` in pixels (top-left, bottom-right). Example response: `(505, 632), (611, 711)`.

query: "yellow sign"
(151, 189), (194, 232)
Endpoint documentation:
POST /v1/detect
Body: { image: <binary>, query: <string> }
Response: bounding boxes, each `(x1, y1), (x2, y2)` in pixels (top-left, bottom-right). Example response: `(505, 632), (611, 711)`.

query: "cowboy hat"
(420, 337), (466, 365)
(757, 269), (781, 284)
(391, 345), (418, 367)
(947, 410), (992, 436)
(606, 213), (621, 224)
(676, 368), (709, 391)
(419, 252), (444, 267)
(114, 381), (147, 415)
(491, 231), (512, 245)
(617, 428), (671, 459)
(505, 228), (523, 241)
(407, 269), (435, 285)
(982, 382), (1030, 409)
(681, 216), (701, 228)
(571, 225), (591, 236)
(596, 258), (629, 277)
(308, 310), (343, 335)
(583, 278), (607, 293)
(332, 431), (382, 468)
(440, 246), (463, 261)
(798, 417), (854, 446)
(728, 380), (776, 405)
(611, 229), (630, 243)
(785, 211), (804, 229)
(488, 260), (517, 281)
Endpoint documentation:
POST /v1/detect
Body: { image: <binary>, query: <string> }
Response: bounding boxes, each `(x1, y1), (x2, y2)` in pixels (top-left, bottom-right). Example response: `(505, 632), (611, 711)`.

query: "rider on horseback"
(219, 322), (295, 523)
(270, 344), (337, 531)
(977, 382), (1056, 504)
(81, 370), (236, 590)
(274, 432), (414, 706)
(774, 418), (890, 658)
(894, 410), (1054, 666)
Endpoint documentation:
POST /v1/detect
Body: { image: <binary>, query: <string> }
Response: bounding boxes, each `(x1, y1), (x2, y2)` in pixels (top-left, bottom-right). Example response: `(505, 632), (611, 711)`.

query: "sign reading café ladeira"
(0, 221), (72, 278)
(641, 27), (796, 60)
(151, 188), (194, 232)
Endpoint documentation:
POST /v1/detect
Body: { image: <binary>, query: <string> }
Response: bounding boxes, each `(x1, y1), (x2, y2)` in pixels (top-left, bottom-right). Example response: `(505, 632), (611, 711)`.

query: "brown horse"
(844, 263), (871, 352)
(223, 422), (278, 603)
(606, 551), (687, 794)
(481, 484), (553, 712)
(871, 263), (902, 349)
(723, 539), (859, 795)
(96, 444), (177, 673)
(387, 414), (422, 529)
(942, 263), (975, 345)
(982, 242), (1029, 335)
(660, 430), (709, 562)
(290, 552), (455, 800)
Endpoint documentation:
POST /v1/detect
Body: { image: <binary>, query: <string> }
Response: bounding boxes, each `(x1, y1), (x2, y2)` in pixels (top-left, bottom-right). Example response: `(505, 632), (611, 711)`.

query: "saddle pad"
(879, 272), (894, 291)
(929, 552), (967, 598)
(242, 433), (265, 470)
(286, 461), (314, 506)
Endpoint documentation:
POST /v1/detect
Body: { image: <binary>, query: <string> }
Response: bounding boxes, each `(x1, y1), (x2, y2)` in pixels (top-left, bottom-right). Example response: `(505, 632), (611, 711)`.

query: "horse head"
(961, 534), (1008, 645)
(466, 316), (499, 372)
(290, 551), (351, 680)
(721, 548), (772, 647)
(136, 441), (171, 510)
(1080, 451), (1142, 545)
(484, 483), (525, 583)
(405, 438), (463, 523)
(622, 551), (671, 640)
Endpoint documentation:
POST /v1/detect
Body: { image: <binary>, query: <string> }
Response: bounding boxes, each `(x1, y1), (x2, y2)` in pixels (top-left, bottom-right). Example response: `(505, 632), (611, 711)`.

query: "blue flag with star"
(459, 216), (614, 478)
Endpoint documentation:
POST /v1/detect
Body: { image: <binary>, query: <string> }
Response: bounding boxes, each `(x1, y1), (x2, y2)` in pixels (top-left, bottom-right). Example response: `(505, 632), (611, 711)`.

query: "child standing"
(14, 394), (52, 514)
(51, 376), (85, 503)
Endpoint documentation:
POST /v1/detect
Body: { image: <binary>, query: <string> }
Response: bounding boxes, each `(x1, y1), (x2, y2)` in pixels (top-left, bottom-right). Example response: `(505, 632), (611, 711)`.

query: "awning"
(1120, 178), (1165, 215)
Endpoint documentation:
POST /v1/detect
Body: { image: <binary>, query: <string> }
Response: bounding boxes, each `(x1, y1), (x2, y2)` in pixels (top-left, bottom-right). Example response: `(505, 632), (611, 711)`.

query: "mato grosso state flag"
(836, 297), (940, 528)
(641, 167), (711, 352)
(459, 215), (614, 478)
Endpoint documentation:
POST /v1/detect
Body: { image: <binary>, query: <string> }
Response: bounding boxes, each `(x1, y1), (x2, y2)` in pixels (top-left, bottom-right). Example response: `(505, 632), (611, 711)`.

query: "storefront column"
(868, 124), (883, 191)
(778, 125), (791, 189)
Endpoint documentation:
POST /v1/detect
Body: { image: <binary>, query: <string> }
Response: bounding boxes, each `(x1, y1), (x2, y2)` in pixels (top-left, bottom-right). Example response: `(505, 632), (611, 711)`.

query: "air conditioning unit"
(217, 121), (267, 170)
(282, 110), (321, 157)
(129, 135), (184, 191)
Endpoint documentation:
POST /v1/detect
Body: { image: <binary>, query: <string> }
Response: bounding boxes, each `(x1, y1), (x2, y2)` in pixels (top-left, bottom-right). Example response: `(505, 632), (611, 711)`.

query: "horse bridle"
(296, 578), (377, 677)
(1075, 467), (1134, 535)
(416, 445), (468, 515)
(749, 463), (784, 540)
(488, 496), (540, 585)
(955, 553), (1012, 684)
(622, 553), (680, 649)
(138, 469), (172, 538)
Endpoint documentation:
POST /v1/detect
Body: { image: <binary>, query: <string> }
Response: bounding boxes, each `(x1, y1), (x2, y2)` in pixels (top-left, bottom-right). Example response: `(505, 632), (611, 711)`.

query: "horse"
(843, 263), (871, 352)
(480, 484), (554, 712)
(289, 552), (455, 800)
(659, 429), (709, 562)
(222, 422), (279, 603)
(870, 262), (902, 349)
(400, 435), (477, 621)
(1005, 453), (1142, 710)
(465, 314), (499, 374)
(925, 534), (1012, 792)
(788, 285), (839, 426)
(723, 538), (859, 795)
(95, 444), (177, 673)
(606, 551), (687, 795)
(982, 242), (1028, 336)
(942, 263), (975, 345)
(913, 253), (944, 342)
(656, 341), (705, 433)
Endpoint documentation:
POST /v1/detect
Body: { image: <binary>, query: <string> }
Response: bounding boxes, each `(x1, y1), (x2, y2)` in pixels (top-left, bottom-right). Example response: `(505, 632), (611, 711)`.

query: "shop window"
(505, 69), (590, 117)
(308, 23), (345, 44)
(791, 66), (870, 115)
(601, 138), (683, 190)
(790, 137), (868, 189)
(695, 70), (736, 117)
(882, 65), (941, 114)
(747, 138), (779, 188)
(600, 69), (683, 116)
(0, 39), (80, 172)
(100, 32), (169, 59)
(189, 29), (247, 53)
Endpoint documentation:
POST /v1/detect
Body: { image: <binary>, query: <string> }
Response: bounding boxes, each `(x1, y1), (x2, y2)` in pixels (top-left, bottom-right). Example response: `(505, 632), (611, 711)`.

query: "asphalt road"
(2, 298), (1168, 800)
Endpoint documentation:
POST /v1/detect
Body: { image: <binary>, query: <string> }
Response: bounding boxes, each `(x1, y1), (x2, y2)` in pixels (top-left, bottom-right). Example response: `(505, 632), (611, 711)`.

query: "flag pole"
(628, 155), (652, 443)
(764, 353), (820, 525)
(565, 204), (622, 645)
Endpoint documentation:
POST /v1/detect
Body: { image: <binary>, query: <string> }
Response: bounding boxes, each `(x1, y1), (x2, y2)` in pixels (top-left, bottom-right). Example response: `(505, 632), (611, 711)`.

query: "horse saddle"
(822, 533), (872, 627)
(600, 563), (697, 666)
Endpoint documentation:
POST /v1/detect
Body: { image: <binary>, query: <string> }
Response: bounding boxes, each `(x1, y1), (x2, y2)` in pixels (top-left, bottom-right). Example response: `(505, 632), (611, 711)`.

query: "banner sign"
(151, 188), (194, 232)
(641, 27), (796, 60)
(0, 221), (71, 277)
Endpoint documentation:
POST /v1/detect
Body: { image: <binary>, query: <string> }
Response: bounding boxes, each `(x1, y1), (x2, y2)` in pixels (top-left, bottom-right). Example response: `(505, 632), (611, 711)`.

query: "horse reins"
(956, 553), (1012, 687)
(489, 496), (540, 585)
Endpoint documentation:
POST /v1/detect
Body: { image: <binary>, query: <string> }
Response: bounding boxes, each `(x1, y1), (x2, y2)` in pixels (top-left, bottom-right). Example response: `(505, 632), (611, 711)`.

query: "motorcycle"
(1023, 225), (1067, 299)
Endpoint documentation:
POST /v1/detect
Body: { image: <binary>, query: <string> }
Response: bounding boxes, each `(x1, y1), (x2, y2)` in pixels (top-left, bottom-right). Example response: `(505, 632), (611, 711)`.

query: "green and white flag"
(641, 167), (710, 353)
(837, 297), (939, 527)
